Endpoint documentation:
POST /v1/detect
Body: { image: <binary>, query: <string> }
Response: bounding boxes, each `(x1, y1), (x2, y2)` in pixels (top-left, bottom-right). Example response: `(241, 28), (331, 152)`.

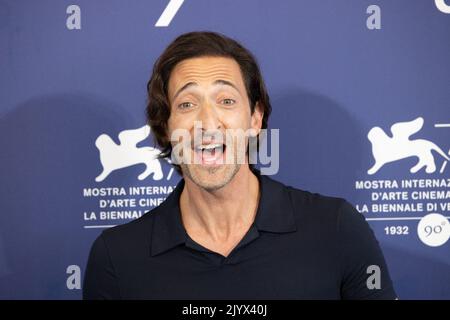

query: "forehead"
(168, 56), (245, 96)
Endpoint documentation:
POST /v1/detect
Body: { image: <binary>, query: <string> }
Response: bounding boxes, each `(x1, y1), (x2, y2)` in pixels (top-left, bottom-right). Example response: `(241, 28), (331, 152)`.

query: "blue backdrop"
(1, 0), (449, 299)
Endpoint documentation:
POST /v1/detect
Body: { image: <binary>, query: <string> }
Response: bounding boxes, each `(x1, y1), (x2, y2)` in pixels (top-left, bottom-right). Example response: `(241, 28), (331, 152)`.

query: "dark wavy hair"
(146, 31), (272, 173)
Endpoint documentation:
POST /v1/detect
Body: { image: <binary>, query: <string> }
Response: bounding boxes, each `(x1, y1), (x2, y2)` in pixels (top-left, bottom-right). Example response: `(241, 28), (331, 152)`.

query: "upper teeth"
(197, 143), (222, 150)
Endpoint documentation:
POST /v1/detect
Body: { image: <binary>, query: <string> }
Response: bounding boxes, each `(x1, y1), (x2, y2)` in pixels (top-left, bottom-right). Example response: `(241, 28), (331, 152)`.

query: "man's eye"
(178, 102), (194, 109)
(221, 98), (236, 106)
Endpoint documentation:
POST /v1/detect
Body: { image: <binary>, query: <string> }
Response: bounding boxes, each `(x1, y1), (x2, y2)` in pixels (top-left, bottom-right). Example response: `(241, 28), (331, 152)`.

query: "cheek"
(224, 109), (253, 129)
(167, 114), (196, 146)
(167, 115), (176, 132)
(167, 116), (182, 145)
(167, 113), (190, 132)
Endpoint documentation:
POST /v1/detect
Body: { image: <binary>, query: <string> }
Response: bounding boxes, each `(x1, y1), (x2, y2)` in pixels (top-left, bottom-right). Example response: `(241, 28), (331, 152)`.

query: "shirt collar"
(150, 168), (297, 257)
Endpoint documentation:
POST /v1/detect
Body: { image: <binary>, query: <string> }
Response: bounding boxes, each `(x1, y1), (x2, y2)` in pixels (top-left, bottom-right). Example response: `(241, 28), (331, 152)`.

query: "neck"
(179, 165), (260, 242)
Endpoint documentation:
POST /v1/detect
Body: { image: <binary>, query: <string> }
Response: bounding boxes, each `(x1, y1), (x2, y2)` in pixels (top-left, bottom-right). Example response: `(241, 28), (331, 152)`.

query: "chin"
(181, 163), (241, 191)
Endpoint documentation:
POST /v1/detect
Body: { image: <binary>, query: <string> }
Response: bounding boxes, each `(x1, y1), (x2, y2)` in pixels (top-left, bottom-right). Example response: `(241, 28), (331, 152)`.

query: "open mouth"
(193, 143), (227, 165)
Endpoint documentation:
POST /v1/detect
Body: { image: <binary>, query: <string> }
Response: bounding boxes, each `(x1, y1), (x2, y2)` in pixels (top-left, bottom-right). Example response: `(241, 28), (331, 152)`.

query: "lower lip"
(193, 146), (226, 166)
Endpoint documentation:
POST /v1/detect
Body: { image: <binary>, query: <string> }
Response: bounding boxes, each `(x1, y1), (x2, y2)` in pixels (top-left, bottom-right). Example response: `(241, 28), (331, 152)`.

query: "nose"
(197, 99), (222, 132)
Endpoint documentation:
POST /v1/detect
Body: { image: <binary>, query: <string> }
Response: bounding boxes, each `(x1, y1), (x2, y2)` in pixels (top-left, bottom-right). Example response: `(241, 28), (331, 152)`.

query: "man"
(83, 31), (397, 299)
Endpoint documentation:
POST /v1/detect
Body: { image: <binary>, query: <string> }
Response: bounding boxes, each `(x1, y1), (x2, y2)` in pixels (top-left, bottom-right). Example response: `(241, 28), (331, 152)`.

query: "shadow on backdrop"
(269, 88), (367, 200)
(0, 93), (139, 299)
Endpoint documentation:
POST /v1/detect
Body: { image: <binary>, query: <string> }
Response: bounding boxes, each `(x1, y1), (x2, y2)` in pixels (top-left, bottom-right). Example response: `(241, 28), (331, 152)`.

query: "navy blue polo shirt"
(83, 170), (396, 300)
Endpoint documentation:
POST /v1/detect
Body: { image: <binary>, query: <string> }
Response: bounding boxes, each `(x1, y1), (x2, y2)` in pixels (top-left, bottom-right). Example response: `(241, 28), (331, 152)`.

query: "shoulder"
(278, 179), (374, 245)
(283, 182), (355, 228)
(279, 179), (382, 252)
(95, 207), (162, 252)
(287, 185), (345, 212)
(281, 181), (396, 299)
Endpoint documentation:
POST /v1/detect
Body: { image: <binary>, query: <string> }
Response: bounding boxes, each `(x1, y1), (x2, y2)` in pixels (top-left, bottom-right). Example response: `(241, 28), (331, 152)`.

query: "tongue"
(202, 148), (216, 162)
(201, 147), (223, 164)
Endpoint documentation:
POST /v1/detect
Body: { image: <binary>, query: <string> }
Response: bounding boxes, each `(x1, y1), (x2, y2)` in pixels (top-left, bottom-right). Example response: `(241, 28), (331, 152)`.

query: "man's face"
(167, 56), (263, 191)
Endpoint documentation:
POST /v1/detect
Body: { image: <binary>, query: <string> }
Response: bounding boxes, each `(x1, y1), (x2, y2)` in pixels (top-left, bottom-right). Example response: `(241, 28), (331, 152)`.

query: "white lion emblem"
(95, 125), (172, 182)
(367, 117), (449, 175)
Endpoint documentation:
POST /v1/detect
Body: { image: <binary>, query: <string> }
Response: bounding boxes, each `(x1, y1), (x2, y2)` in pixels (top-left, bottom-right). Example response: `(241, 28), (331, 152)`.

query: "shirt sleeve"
(337, 200), (397, 300)
(83, 233), (121, 300)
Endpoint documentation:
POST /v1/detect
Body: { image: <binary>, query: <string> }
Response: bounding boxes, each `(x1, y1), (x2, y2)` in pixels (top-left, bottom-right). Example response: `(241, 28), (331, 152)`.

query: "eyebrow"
(172, 79), (241, 101)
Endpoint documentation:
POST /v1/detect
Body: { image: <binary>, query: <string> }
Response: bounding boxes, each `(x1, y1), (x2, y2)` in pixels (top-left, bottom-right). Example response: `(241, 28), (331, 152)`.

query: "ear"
(250, 102), (264, 136)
